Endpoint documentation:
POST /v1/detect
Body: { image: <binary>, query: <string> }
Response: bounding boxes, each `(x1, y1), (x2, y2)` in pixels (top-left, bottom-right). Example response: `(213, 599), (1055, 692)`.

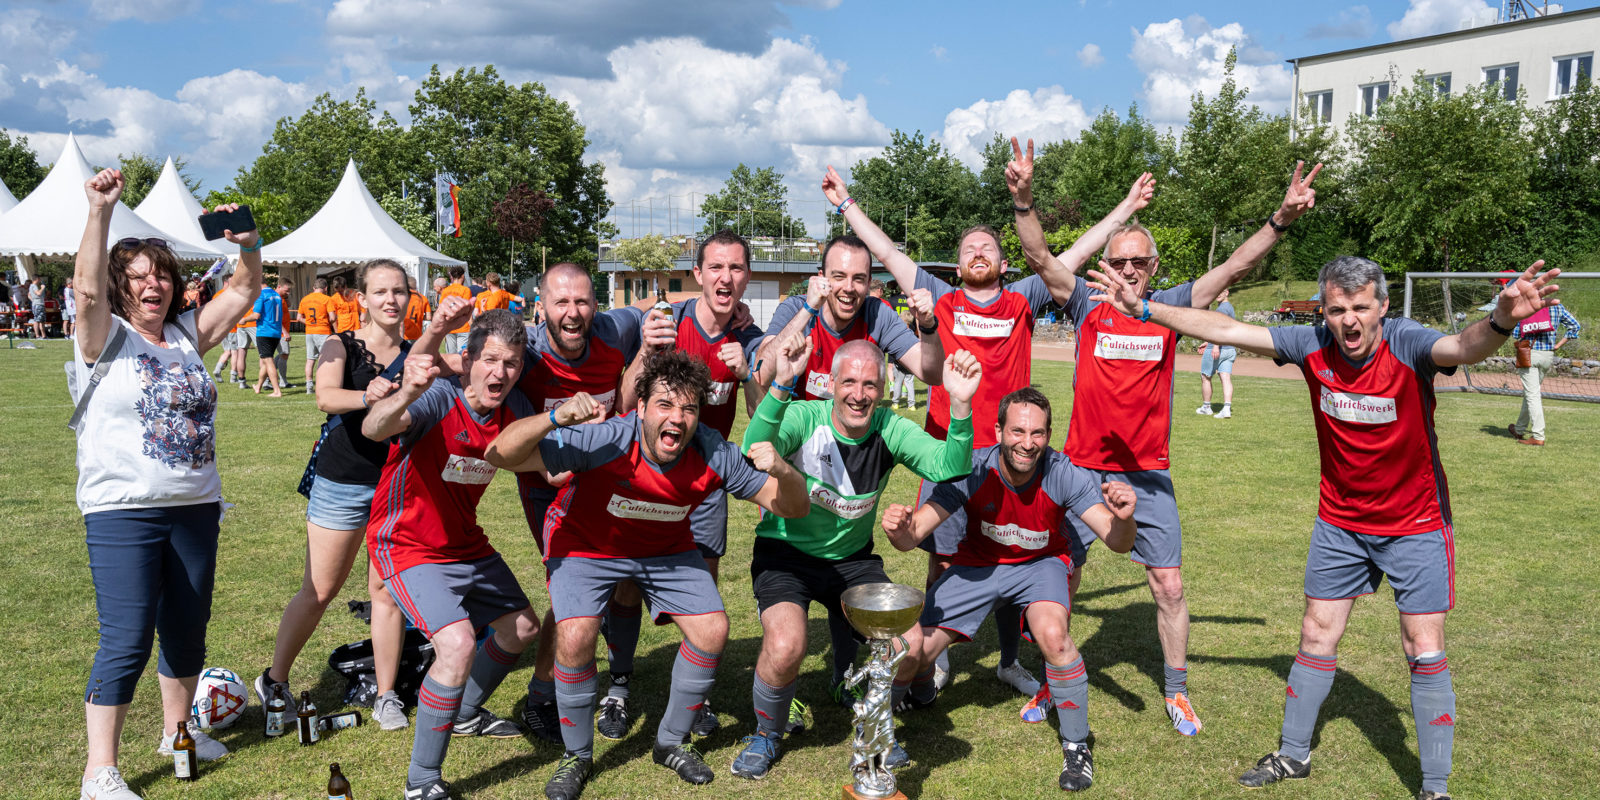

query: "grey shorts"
(305, 476), (375, 531)
(1304, 518), (1455, 614)
(386, 553), (531, 638)
(445, 331), (469, 355)
(920, 556), (1074, 642)
(305, 333), (329, 360)
(1067, 467), (1181, 568)
(690, 491), (728, 558)
(546, 551), (723, 625)
(224, 330), (247, 350)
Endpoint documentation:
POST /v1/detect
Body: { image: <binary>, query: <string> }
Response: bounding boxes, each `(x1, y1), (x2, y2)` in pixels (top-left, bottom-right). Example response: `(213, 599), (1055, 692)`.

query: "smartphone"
(198, 206), (257, 241)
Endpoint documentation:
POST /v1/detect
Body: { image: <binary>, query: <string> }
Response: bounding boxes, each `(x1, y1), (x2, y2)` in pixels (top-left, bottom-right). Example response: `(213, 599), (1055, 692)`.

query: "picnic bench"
(1270, 300), (1323, 325)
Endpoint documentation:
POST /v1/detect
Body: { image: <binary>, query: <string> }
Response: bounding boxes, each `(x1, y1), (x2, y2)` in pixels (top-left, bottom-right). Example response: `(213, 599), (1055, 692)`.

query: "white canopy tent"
(0, 134), (216, 280)
(261, 159), (464, 294)
(133, 157), (229, 257)
(0, 174), (17, 214)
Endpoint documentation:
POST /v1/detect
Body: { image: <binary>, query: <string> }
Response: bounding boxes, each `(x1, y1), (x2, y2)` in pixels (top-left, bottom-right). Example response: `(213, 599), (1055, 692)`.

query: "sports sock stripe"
(678, 642), (720, 669)
(484, 636), (519, 666)
(1410, 659), (1450, 675)
(555, 663), (597, 683)
(1295, 652), (1337, 671)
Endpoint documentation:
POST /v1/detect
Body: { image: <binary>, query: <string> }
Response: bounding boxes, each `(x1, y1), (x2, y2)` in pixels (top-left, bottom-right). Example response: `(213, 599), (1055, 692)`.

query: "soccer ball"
(191, 667), (249, 730)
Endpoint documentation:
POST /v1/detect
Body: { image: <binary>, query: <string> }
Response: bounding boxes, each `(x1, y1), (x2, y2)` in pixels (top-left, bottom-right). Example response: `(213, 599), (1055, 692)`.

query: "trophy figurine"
(839, 582), (925, 800)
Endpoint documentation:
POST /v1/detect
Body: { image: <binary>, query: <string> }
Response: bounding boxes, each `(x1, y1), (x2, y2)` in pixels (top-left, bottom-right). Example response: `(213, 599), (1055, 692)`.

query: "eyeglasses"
(113, 237), (169, 251)
(1106, 257), (1155, 269)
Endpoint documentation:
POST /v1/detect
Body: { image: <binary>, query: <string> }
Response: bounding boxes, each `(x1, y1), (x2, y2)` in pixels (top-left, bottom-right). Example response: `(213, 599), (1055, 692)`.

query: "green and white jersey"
(743, 392), (973, 559)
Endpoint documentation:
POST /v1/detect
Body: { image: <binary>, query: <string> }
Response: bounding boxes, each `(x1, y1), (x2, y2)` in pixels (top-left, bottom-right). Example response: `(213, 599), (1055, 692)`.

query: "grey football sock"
(1409, 653), (1455, 795)
(1280, 650), (1336, 762)
(1045, 658), (1089, 743)
(527, 674), (556, 706)
(1163, 662), (1188, 698)
(752, 673), (795, 738)
(457, 635), (522, 722)
(657, 640), (720, 747)
(408, 675), (463, 785)
(554, 659), (598, 759)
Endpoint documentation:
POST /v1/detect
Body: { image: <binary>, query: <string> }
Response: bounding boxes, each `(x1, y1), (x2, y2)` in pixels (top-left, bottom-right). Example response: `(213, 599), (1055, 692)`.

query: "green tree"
(975, 133), (1018, 227)
(116, 153), (202, 208)
(839, 130), (982, 256)
(1346, 72), (1533, 272)
(377, 191), (435, 245)
(1050, 105), (1176, 225)
(0, 128), (48, 198)
(408, 65), (611, 269)
(1520, 75), (1600, 266)
(698, 164), (806, 238)
(234, 89), (418, 230)
(614, 234), (678, 295)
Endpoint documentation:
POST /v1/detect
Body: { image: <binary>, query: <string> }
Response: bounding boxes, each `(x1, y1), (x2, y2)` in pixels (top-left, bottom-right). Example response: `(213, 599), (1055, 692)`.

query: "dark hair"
(634, 350), (711, 408)
(1318, 256), (1388, 302)
(957, 224), (1003, 255)
(107, 240), (184, 326)
(997, 387), (1052, 430)
(358, 258), (407, 293)
(465, 308), (528, 358)
(449, 265), (466, 280)
(696, 229), (751, 269)
(820, 234), (870, 273)
(331, 274), (348, 292)
(507, 279), (520, 295)
(277, 276), (293, 288)
(314, 277), (329, 292)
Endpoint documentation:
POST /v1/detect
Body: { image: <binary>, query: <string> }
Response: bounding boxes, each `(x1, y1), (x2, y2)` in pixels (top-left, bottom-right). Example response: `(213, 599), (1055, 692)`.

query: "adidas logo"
(1317, 368), (1334, 380)
(756, 709), (772, 720)
(430, 723), (452, 732)
(1286, 686), (1298, 699)
(1055, 700), (1080, 710)
(1429, 714), (1454, 726)
(560, 716), (577, 727)
(454, 430), (471, 443)
(982, 502), (997, 514)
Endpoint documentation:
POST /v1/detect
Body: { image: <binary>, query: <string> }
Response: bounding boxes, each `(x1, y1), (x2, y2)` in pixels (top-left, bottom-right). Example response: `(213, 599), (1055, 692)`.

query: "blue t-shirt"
(253, 288), (284, 338)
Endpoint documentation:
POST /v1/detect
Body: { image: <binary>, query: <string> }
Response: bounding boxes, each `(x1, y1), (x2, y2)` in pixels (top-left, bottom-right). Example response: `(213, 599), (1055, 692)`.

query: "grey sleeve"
(537, 416), (632, 474)
(399, 383), (459, 447)
(1046, 460), (1104, 519)
(602, 306), (645, 363)
(1151, 281), (1194, 308)
(1383, 317), (1454, 377)
(871, 300), (921, 360)
(1011, 274), (1055, 312)
(1217, 301), (1237, 320)
(912, 268), (955, 302)
(762, 296), (803, 344)
(734, 320), (766, 363)
(1268, 325), (1328, 367)
(1063, 276), (1093, 324)
(927, 476), (975, 515)
(505, 389), (538, 420)
(706, 431), (769, 500)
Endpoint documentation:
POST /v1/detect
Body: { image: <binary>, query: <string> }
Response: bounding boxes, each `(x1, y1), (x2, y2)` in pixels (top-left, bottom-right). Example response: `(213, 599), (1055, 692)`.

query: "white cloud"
(1386, 0), (1498, 40)
(930, 45), (949, 61)
(940, 87), (1092, 168)
(1130, 17), (1293, 129)
(1076, 43), (1104, 68)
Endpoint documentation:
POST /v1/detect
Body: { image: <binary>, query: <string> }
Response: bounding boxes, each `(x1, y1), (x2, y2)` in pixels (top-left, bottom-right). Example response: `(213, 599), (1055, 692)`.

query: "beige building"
(1290, 5), (1599, 131)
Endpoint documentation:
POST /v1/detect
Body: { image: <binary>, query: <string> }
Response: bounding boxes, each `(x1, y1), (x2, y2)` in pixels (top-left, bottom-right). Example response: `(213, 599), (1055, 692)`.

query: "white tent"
(261, 159), (464, 290)
(0, 134), (216, 279)
(0, 174), (17, 214)
(133, 157), (229, 257)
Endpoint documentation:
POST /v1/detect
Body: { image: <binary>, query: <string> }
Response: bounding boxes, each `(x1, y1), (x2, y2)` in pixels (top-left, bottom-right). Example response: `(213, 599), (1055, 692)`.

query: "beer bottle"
(171, 720), (197, 782)
(297, 690), (320, 745)
(327, 762), (352, 800)
(264, 691), (287, 738)
(317, 710), (364, 731)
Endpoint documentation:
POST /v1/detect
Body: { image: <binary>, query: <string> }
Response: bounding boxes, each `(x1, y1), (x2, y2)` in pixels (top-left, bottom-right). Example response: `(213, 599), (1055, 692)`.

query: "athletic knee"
(1148, 570), (1186, 606)
(762, 625), (807, 669)
(681, 613), (729, 654)
(430, 625), (478, 675)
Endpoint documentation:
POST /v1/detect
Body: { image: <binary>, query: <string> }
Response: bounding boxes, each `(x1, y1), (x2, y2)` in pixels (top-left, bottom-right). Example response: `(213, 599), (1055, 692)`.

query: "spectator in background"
(252, 277), (286, 398)
(1196, 288), (1237, 419)
(403, 274), (430, 346)
(438, 266), (473, 354)
(64, 278), (78, 338)
(431, 275), (448, 307)
(298, 277), (333, 393)
(508, 279), (526, 318)
(9, 277), (27, 313)
(889, 304), (918, 410)
(473, 272), (511, 319)
(30, 276), (47, 338)
(328, 274), (362, 335)
(274, 278), (293, 389)
(1508, 296), (1581, 446)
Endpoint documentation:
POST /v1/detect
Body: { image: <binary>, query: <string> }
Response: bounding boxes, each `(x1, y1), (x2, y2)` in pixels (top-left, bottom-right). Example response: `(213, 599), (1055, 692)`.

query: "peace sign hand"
(1277, 161), (1324, 225)
(1005, 137), (1034, 201)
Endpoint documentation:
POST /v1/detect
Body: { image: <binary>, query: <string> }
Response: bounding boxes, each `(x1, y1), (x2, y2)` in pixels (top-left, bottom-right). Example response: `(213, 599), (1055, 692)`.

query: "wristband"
(1266, 213), (1290, 233)
(548, 408), (560, 427)
(1139, 298), (1152, 323)
(802, 300), (820, 317)
(773, 380), (796, 395)
(918, 320), (938, 336)
(240, 238), (264, 253)
(1487, 314), (1513, 337)
(361, 393), (369, 408)
(835, 197), (857, 215)
(1013, 203), (1034, 213)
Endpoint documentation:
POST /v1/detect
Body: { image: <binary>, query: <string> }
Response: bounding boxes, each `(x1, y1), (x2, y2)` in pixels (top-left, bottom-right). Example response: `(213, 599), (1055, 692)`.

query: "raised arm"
(745, 333), (811, 447)
(753, 281), (826, 390)
(618, 306), (676, 411)
(195, 204), (263, 354)
(899, 288), (945, 384)
(1432, 261), (1560, 368)
(880, 501), (955, 552)
(362, 353), (438, 441)
(744, 441), (810, 518)
(1074, 481), (1138, 554)
(485, 392), (601, 473)
(1088, 265), (1277, 357)
(72, 170), (121, 363)
(1191, 161), (1322, 306)
(414, 294), (471, 358)
(824, 165), (923, 289)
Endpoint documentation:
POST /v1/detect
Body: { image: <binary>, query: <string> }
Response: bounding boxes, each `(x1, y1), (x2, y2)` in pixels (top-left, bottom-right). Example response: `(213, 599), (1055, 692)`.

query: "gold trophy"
(839, 583), (925, 800)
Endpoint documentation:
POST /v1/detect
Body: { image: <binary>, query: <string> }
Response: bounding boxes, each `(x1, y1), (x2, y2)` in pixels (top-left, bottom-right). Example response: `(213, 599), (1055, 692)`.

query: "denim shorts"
(306, 476), (376, 531)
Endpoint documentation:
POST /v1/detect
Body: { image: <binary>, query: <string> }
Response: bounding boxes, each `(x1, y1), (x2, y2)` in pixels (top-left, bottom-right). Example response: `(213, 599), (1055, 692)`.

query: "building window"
(1360, 82), (1390, 116)
(668, 278), (682, 293)
(1483, 64), (1519, 100)
(1553, 53), (1593, 97)
(1303, 91), (1333, 124)
(1424, 72), (1451, 95)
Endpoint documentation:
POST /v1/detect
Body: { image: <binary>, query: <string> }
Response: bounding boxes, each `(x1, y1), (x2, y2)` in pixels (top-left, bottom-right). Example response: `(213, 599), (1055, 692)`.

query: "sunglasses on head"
(113, 237), (169, 251)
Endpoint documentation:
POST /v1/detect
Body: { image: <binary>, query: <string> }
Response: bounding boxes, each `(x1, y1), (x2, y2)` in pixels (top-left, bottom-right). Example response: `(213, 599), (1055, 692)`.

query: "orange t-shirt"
(404, 292), (430, 341)
(329, 291), (362, 334)
(440, 283), (473, 333)
(475, 288), (511, 315)
(298, 291), (333, 335)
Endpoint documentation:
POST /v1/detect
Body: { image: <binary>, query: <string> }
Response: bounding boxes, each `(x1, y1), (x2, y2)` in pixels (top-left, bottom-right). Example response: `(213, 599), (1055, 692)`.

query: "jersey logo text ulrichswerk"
(808, 485), (877, 519)
(1093, 332), (1164, 362)
(979, 521), (1051, 549)
(441, 454), (496, 485)
(605, 495), (691, 522)
(951, 312), (1015, 339)
(1317, 386), (1397, 424)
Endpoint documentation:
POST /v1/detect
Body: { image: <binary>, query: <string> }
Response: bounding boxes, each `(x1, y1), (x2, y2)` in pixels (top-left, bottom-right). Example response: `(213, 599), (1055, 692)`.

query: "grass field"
(2, 340), (1596, 800)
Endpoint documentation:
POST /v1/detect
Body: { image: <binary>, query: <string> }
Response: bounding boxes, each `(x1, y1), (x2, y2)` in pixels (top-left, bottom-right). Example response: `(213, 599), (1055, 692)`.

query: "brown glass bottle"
(327, 762), (352, 799)
(297, 690), (320, 745)
(171, 720), (197, 781)
(264, 691), (287, 738)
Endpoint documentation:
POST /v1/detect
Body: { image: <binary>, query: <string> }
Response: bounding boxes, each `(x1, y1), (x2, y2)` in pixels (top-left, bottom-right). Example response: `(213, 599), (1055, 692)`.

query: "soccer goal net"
(1403, 271), (1600, 403)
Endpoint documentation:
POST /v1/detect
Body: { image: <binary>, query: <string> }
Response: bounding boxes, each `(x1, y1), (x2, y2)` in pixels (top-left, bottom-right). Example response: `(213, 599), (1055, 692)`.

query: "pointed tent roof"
(0, 134), (216, 260)
(261, 159), (464, 270)
(0, 174), (17, 214)
(133, 157), (228, 256)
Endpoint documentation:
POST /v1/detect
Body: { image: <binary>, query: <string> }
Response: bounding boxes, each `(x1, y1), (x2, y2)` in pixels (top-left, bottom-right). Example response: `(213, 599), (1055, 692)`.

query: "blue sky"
(2, 0), (1588, 236)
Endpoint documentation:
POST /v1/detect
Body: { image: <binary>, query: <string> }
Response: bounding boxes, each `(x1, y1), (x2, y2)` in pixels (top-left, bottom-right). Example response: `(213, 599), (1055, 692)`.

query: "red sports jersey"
(671, 299), (759, 438)
(1293, 339), (1450, 536)
(1064, 299), (1183, 471)
(931, 447), (1098, 567)
(924, 283), (1044, 446)
(367, 389), (521, 578)
(798, 312), (878, 401)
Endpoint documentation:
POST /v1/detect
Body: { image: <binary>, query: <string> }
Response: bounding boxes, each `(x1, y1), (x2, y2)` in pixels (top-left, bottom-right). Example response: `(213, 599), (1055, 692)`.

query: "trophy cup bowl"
(841, 583), (925, 638)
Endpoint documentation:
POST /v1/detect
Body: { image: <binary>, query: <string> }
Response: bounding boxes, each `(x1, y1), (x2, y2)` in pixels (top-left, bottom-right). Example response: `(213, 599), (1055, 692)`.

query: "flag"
(435, 175), (461, 238)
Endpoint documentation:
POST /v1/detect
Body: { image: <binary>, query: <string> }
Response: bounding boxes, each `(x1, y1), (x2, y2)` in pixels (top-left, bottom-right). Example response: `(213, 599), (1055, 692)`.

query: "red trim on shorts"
(1304, 590), (1377, 602)
(654, 609), (724, 627)
(385, 571), (433, 637)
(1443, 524), (1456, 610)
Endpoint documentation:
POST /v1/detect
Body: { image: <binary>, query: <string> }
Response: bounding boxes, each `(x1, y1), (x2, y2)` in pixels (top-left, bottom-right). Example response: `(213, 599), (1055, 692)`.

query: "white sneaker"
(80, 766), (142, 800)
(995, 661), (1041, 697)
(1215, 406), (1232, 419)
(158, 723), (229, 761)
(1195, 404), (1213, 415)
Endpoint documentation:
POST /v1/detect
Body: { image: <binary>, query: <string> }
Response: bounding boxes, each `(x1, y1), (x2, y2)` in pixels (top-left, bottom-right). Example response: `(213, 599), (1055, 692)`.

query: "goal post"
(1403, 271), (1600, 403)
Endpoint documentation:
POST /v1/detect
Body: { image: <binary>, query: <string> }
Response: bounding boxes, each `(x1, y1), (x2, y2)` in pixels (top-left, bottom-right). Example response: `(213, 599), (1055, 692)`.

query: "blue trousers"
(84, 502), (220, 705)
